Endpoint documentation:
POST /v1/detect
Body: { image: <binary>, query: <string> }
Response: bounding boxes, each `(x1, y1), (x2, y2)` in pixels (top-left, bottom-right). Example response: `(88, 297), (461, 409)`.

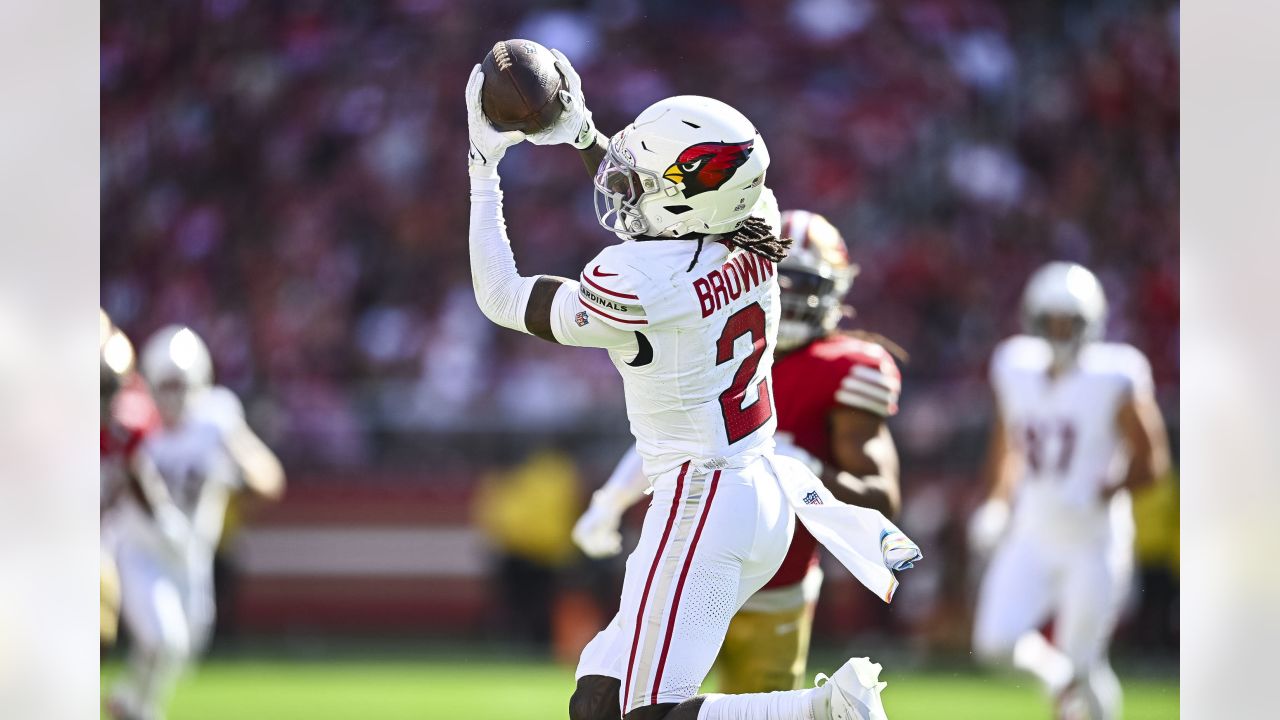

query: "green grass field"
(103, 656), (1178, 719)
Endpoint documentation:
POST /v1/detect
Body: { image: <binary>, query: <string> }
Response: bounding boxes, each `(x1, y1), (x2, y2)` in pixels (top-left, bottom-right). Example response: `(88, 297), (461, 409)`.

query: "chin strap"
(686, 235), (706, 273)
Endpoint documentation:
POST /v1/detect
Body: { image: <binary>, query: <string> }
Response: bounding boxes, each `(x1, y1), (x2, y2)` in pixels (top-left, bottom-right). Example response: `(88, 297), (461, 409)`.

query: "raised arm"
(466, 65), (636, 352)
(465, 67), (538, 333)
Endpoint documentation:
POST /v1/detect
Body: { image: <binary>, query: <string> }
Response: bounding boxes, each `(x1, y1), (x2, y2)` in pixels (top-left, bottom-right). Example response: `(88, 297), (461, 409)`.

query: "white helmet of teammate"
(140, 325), (213, 425)
(1021, 261), (1107, 368)
(594, 95), (770, 239)
(775, 210), (858, 351)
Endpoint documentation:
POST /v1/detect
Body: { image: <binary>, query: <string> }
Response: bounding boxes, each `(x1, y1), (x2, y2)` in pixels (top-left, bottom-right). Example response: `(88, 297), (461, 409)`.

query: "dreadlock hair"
(724, 216), (793, 263)
(684, 216), (794, 272)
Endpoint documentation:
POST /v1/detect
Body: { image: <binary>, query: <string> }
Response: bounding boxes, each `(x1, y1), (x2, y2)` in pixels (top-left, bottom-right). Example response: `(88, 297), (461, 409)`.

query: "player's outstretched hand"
(572, 502), (623, 559)
(880, 528), (923, 571)
(466, 65), (526, 171)
(526, 49), (596, 149)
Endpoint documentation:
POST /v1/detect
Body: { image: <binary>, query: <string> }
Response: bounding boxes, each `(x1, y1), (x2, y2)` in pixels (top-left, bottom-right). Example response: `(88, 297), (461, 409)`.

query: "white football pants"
(576, 457), (794, 715)
(110, 533), (215, 719)
(973, 528), (1132, 717)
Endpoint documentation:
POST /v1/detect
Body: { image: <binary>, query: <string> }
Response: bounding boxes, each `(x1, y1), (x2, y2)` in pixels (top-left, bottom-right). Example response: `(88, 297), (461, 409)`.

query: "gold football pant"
(101, 549), (121, 646)
(714, 599), (817, 693)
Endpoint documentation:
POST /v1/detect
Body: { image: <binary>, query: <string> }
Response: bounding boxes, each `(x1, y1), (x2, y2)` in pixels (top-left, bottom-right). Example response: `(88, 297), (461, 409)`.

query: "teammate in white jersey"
(969, 262), (1171, 720)
(106, 326), (285, 720)
(466, 52), (919, 720)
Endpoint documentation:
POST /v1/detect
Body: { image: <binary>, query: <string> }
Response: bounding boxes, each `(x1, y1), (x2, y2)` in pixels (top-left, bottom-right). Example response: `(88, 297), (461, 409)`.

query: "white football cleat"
(1055, 678), (1103, 720)
(814, 657), (889, 720)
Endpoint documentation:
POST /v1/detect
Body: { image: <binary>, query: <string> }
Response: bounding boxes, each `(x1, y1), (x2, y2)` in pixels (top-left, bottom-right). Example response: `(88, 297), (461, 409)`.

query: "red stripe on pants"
(622, 461), (690, 712)
(649, 469), (722, 704)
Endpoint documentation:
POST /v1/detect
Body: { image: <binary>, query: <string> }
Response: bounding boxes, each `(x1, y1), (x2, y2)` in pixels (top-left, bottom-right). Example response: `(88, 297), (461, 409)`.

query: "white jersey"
(569, 238), (781, 478)
(469, 170), (785, 480)
(135, 386), (245, 554)
(991, 335), (1153, 545)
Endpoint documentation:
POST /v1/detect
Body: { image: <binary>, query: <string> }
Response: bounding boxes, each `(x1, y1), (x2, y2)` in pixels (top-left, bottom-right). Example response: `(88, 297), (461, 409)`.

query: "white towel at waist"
(763, 453), (920, 603)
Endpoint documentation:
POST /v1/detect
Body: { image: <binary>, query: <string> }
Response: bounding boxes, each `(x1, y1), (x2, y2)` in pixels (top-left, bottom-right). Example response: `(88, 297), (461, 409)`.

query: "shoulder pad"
(990, 334), (1050, 386)
(578, 245), (649, 329)
(831, 338), (901, 417)
(1083, 342), (1154, 396)
(197, 385), (246, 433)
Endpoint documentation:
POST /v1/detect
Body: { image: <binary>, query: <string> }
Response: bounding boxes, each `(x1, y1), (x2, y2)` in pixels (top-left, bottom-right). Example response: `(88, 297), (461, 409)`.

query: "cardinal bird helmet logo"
(663, 140), (755, 198)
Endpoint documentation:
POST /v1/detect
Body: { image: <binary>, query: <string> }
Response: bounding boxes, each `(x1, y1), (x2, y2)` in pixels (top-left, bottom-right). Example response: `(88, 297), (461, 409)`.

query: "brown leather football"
(480, 39), (565, 133)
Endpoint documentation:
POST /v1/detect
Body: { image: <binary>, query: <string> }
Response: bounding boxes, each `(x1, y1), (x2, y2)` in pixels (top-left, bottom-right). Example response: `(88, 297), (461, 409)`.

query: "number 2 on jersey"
(715, 302), (773, 444)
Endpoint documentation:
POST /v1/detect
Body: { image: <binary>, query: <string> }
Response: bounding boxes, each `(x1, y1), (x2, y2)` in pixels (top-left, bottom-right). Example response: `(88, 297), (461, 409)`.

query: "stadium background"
(100, 0), (1179, 716)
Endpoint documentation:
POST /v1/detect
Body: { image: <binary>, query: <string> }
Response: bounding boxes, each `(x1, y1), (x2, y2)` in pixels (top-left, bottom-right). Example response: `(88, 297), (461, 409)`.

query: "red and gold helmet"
(100, 309), (135, 405)
(775, 210), (858, 351)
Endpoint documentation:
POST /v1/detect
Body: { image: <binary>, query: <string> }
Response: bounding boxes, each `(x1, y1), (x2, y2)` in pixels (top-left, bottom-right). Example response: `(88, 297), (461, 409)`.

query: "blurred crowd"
(101, 0), (1179, 475)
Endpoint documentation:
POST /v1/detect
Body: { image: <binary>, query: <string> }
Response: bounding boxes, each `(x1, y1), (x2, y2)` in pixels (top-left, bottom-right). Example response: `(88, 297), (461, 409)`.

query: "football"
(480, 39), (565, 133)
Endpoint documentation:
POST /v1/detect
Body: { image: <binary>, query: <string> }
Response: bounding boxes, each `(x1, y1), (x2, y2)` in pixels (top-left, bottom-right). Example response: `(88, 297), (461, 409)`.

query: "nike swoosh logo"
(592, 265), (619, 277)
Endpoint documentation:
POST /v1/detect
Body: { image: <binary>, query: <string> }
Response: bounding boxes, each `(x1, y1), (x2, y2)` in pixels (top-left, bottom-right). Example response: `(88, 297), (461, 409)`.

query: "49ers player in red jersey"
(573, 209), (905, 693)
(99, 310), (163, 649)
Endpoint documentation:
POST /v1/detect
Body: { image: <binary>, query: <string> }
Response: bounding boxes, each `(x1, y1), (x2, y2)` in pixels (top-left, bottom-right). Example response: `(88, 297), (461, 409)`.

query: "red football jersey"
(761, 333), (901, 590)
(101, 376), (159, 509)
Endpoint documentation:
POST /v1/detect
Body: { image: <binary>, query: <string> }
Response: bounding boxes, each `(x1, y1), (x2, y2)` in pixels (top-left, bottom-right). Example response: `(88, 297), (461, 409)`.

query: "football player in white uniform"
(969, 262), (1171, 720)
(466, 53), (920, 720)
(572, 210), (907, 695)
(106, 326), (285, 720)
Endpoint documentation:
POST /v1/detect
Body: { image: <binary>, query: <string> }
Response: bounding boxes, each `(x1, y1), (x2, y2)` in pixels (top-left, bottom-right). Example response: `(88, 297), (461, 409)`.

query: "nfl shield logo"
(803, 491), (822, 506)
(575, 311), (589, 327)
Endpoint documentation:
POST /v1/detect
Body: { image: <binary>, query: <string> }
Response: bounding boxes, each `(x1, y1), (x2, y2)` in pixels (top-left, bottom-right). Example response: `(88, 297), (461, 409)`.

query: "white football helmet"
(140, 325), (212, 425)
(776, 210), (858, 351)
(1021, 261), (1107, 368)
(594, 95), (770, 238)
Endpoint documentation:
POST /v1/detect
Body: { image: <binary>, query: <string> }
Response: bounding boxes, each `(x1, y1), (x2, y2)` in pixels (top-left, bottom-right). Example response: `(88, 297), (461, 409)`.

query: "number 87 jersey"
(990, 334), (1155, 541)
(570, 234), (782, 480)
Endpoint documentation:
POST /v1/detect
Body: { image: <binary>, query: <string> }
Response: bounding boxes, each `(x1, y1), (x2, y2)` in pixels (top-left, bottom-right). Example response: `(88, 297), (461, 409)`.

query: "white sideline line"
(235, 527), (488, 578)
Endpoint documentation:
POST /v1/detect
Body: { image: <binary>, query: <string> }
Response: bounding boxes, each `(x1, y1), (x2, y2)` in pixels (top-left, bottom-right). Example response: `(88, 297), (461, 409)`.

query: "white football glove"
(880, 528), (923, 571)
(465, 65), (526, 172)
(967, 498), (1010, 557)
(526, 49), (597, 150)
(572, 498), (624, 559)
